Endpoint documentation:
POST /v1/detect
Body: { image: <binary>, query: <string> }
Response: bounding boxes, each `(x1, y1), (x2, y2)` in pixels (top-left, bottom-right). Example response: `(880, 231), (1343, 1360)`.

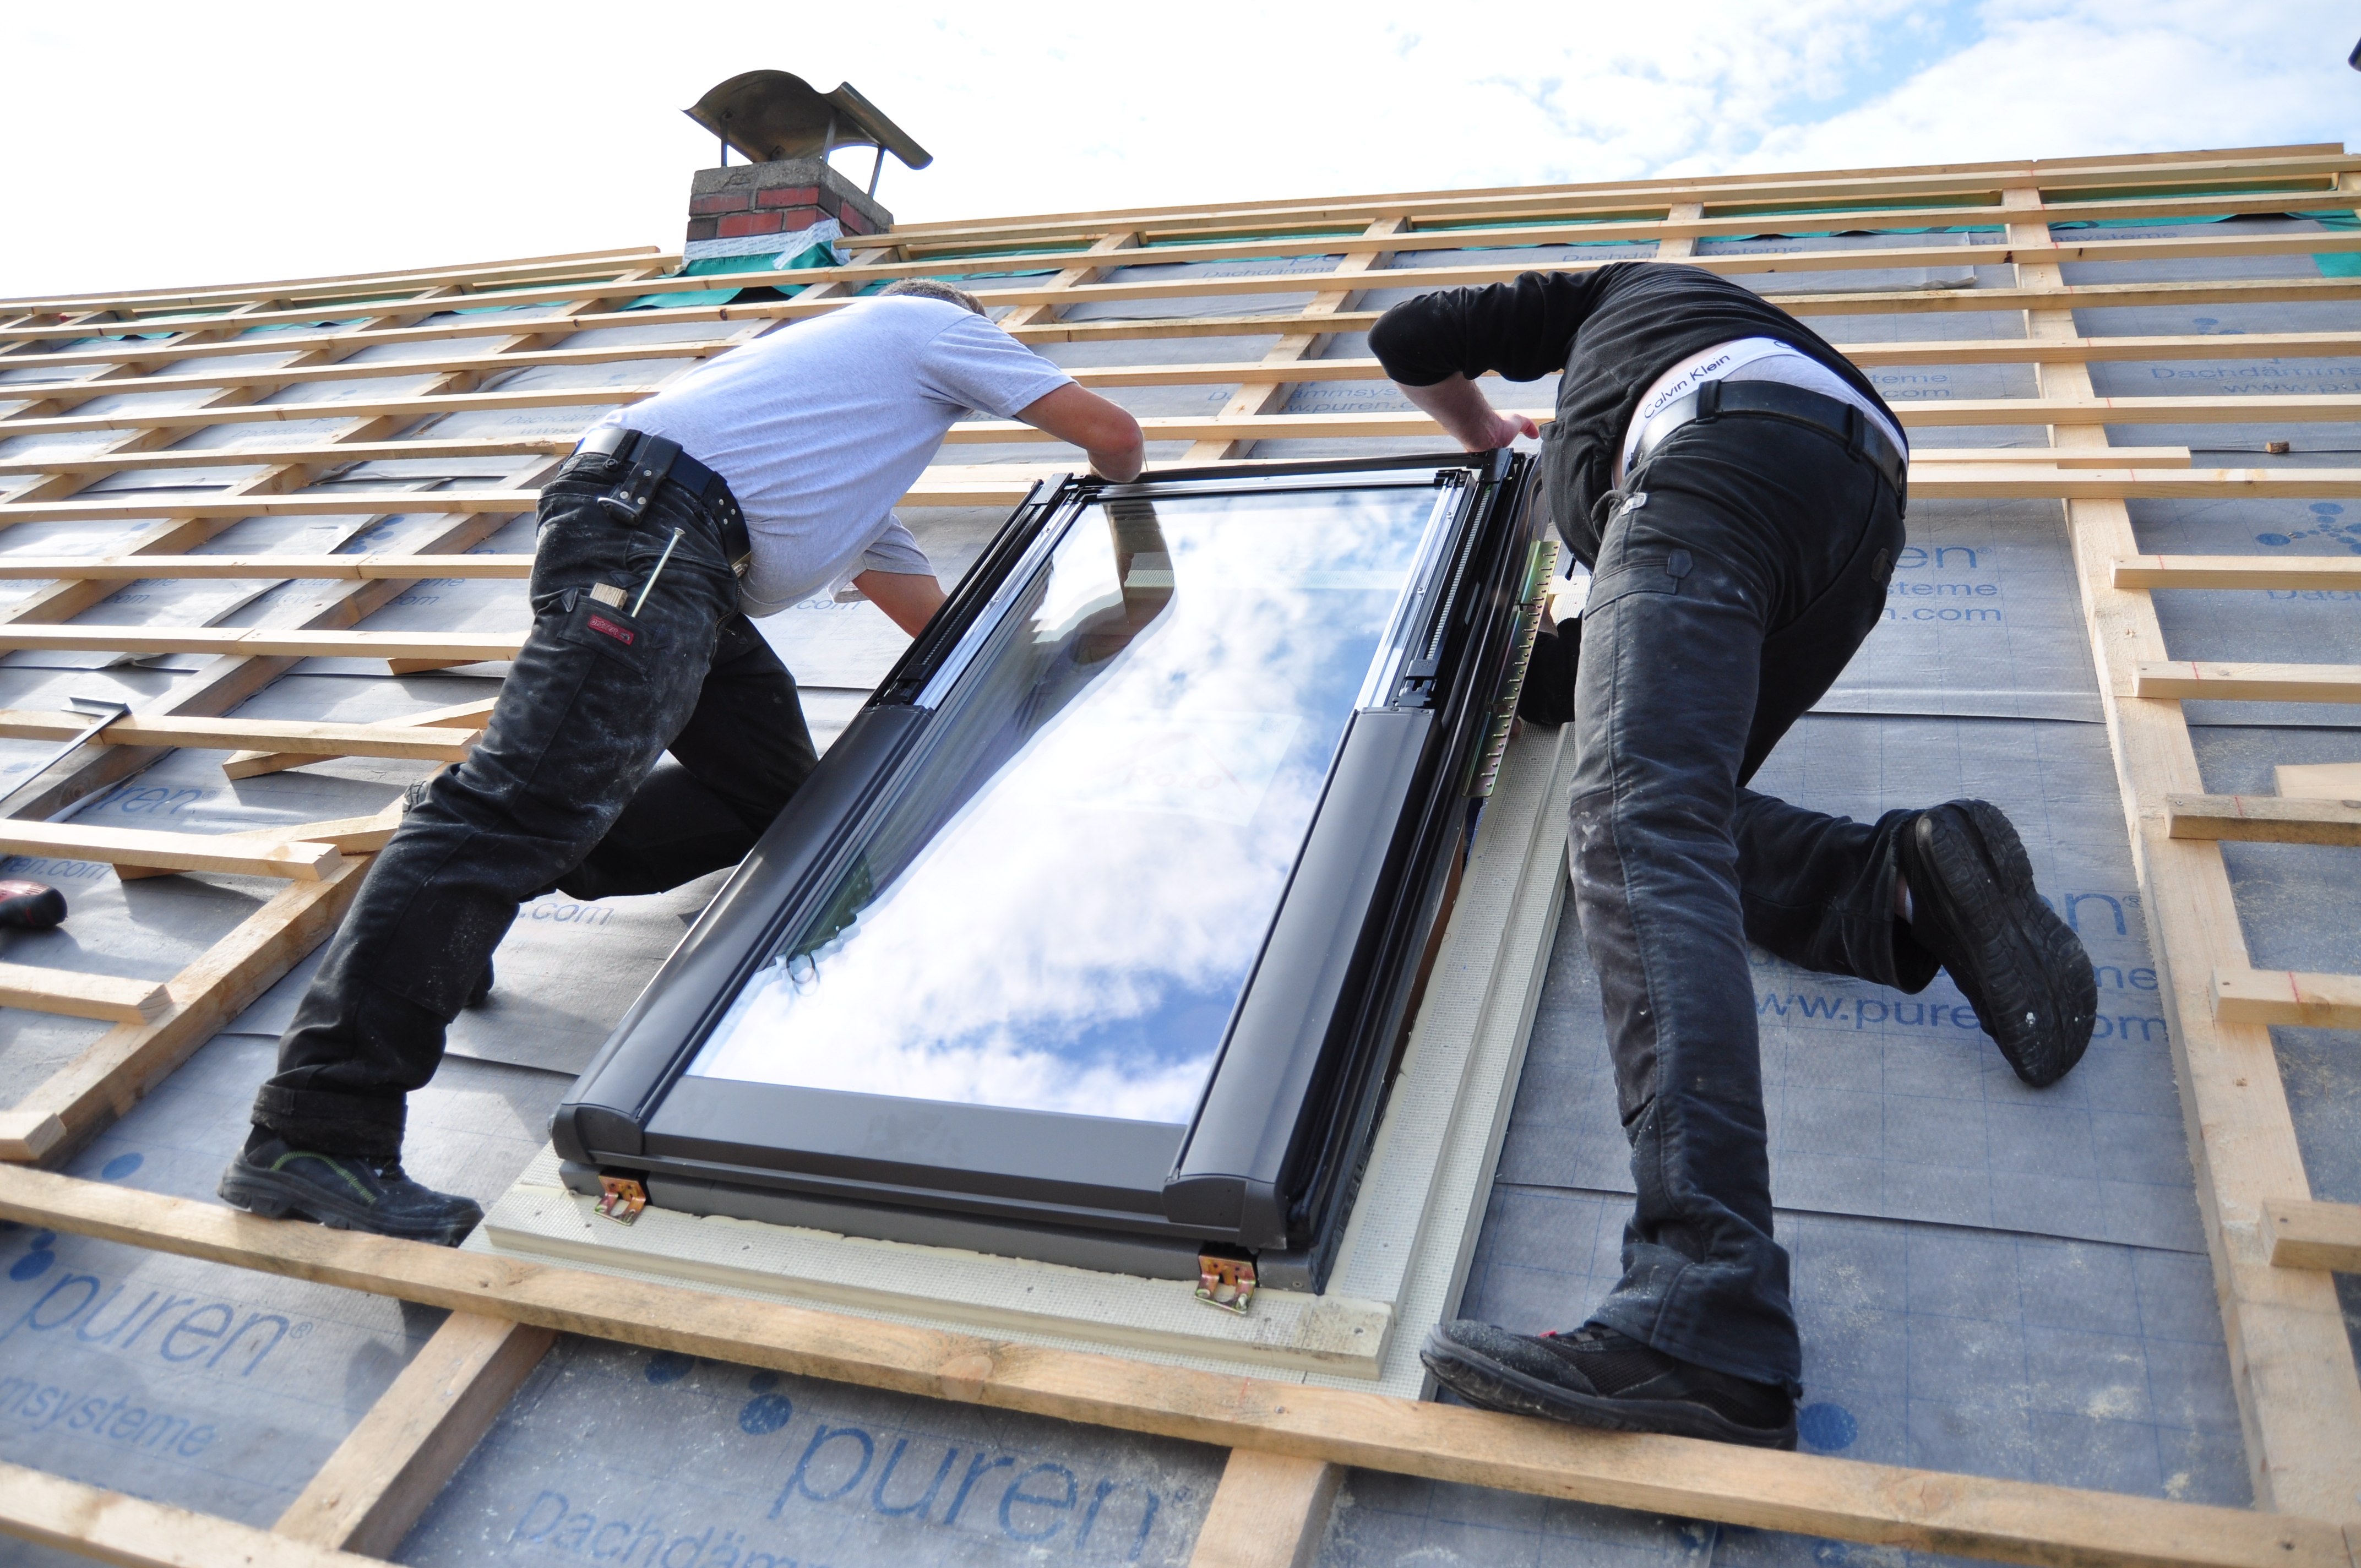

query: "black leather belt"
(1630, 379), (1908, 505)
(567, 426), (752, 574)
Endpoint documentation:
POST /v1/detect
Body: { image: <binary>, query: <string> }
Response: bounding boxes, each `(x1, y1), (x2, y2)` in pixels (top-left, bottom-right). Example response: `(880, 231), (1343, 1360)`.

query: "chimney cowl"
(686, 71), (932, 172)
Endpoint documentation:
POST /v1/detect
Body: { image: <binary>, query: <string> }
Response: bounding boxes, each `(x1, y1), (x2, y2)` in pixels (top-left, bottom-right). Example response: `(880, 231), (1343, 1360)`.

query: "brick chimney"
(685, 157), (891, 254)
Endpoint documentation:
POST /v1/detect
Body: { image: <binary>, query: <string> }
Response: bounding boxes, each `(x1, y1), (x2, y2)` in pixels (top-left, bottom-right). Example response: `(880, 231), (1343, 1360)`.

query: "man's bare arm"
(1397, 374), (1539, 452)
(1017, 383), (1146, 482)
(853, 569), (948, 637)
(855, 384), (1136, 638)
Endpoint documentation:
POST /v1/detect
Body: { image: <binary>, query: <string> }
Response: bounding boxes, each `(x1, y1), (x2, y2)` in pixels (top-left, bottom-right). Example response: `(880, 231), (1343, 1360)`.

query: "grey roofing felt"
(0, 216), (2353, 1565)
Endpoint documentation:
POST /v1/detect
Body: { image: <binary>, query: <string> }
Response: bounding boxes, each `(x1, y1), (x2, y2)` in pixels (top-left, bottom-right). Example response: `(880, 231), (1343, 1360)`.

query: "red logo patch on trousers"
(586, 613), (635, 646)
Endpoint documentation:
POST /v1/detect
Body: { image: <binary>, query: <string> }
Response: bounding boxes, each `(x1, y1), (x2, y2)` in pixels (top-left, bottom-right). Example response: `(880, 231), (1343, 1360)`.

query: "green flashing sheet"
(2300, 210), (2361, 276)
(628, 228), (850, 311)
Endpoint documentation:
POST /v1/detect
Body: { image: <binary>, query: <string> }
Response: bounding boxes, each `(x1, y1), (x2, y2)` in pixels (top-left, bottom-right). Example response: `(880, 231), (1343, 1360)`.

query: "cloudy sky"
(5, 0), (2357, 298)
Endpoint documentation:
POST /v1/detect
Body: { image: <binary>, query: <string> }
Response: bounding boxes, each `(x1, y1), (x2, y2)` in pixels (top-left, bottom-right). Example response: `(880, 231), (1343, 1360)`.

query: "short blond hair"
(880, 278), (987, 315)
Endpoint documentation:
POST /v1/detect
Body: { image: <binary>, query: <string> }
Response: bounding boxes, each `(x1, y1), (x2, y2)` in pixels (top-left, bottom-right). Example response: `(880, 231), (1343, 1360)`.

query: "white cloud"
(1738, 0), (2361, 172)
(1, 1), (2354, 297)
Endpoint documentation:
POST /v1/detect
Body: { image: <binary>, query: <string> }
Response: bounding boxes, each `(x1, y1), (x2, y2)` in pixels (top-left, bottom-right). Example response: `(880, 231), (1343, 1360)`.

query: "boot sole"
(1420, 1331), (1797, 1450)
(1915, 801), (2098, 1087)
(217, 1163), (482, 1247)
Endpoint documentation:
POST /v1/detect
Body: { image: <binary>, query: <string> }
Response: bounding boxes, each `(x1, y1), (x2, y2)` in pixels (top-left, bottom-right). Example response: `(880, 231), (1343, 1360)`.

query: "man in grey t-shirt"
(220, 280), (1144, 1244)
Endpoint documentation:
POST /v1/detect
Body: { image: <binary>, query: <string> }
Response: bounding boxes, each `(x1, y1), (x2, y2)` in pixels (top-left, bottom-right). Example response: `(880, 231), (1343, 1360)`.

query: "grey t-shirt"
(595, 296), (1073, 615)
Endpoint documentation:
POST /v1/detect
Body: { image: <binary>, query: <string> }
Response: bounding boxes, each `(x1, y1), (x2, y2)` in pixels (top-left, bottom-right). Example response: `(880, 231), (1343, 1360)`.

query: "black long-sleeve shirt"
(1368, 263), (1897, 564)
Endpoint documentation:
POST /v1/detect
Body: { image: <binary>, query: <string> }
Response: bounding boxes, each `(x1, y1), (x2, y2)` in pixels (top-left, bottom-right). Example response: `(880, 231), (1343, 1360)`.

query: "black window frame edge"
(1166, 448), (1546, 1264)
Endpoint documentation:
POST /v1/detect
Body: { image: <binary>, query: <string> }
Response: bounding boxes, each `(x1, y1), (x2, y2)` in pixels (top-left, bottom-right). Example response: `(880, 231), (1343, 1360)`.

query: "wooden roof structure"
(0, 141), (2357, 1567)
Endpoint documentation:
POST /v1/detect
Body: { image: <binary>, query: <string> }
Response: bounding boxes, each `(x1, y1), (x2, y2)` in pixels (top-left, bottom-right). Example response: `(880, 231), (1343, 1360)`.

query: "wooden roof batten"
(13, 179), (2361, 339)
(0, 141), (2356, 1568)
(871, 140), (2357, 240)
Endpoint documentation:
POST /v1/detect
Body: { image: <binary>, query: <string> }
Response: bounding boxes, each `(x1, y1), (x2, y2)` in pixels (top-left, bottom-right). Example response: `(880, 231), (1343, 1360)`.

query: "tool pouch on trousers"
(556, 590), (652, 677)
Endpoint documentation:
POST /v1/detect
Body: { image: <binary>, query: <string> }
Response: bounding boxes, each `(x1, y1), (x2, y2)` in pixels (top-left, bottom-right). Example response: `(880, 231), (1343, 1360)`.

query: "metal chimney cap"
(685, 71), (933, 170)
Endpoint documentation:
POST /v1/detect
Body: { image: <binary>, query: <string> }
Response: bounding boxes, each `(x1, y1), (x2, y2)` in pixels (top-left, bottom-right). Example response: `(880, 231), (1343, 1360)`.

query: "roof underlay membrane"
(0, 142), (2355, 1568)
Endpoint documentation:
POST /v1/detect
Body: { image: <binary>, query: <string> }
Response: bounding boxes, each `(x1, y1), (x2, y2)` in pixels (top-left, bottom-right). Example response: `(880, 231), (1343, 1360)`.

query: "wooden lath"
(881, 183), (2357, 267)
(17, 321), (2338, 406)
(0, 144), (2356, 1566)
(15, 223), (2361, 345)
(0, 339), (730, 415)
(11, 463), (2361, 532)
(0, 1164), (2346, 1568)
(3, 435), (2219, 485)
(13, 275), (2361, 390)
(3, 387), (2358, 454)
(0, 245), (665, 318)
(859, 144), (2361, 250)
(0, 553), (533, 579)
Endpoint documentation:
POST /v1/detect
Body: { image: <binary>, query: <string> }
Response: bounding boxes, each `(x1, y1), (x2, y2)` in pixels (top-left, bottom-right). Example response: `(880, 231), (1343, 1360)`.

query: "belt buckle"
(574, 424), (632, 461)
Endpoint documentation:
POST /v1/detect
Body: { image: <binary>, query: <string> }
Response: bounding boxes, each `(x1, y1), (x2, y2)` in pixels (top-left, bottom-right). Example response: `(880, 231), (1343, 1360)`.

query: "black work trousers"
(1568, 410), (1934, 1393)
(252, 456), (818, 1157)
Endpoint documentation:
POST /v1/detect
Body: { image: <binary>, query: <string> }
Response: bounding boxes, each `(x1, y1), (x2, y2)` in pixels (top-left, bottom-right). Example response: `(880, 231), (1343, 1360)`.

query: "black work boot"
(1422, 1321), (1797, 1449)
(219, 1133), (483, 1246)
(1897, 799), (2098, 1087)
(466, 959), (494, 1009)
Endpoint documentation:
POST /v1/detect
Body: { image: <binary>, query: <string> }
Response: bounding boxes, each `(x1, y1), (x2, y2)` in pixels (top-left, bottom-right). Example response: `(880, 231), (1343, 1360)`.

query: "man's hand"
(1396, 374), (1541, 452)
(1018, 383), (1146, 482)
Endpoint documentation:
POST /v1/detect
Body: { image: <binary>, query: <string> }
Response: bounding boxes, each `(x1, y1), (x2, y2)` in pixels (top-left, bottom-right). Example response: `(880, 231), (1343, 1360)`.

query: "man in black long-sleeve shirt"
(1372, 263), (2098, 1449)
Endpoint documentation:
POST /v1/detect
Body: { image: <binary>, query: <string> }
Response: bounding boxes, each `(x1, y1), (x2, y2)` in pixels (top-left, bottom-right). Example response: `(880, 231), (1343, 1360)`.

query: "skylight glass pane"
(687, 483), (1441, 1120)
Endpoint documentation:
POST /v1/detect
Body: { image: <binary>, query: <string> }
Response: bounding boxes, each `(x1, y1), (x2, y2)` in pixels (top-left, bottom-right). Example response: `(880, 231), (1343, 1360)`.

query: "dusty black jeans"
(252, 455), (818, 1157)
(1568, 410), (1930, 1393)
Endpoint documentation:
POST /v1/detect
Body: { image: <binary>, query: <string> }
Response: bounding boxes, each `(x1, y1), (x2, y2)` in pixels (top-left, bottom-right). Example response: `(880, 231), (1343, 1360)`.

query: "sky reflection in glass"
(688, 485), (1439, 1121)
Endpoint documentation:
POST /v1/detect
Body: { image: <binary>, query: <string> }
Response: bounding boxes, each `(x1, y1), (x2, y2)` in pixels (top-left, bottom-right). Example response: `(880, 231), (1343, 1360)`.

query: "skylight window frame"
(551, 450), (1543, 1284)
